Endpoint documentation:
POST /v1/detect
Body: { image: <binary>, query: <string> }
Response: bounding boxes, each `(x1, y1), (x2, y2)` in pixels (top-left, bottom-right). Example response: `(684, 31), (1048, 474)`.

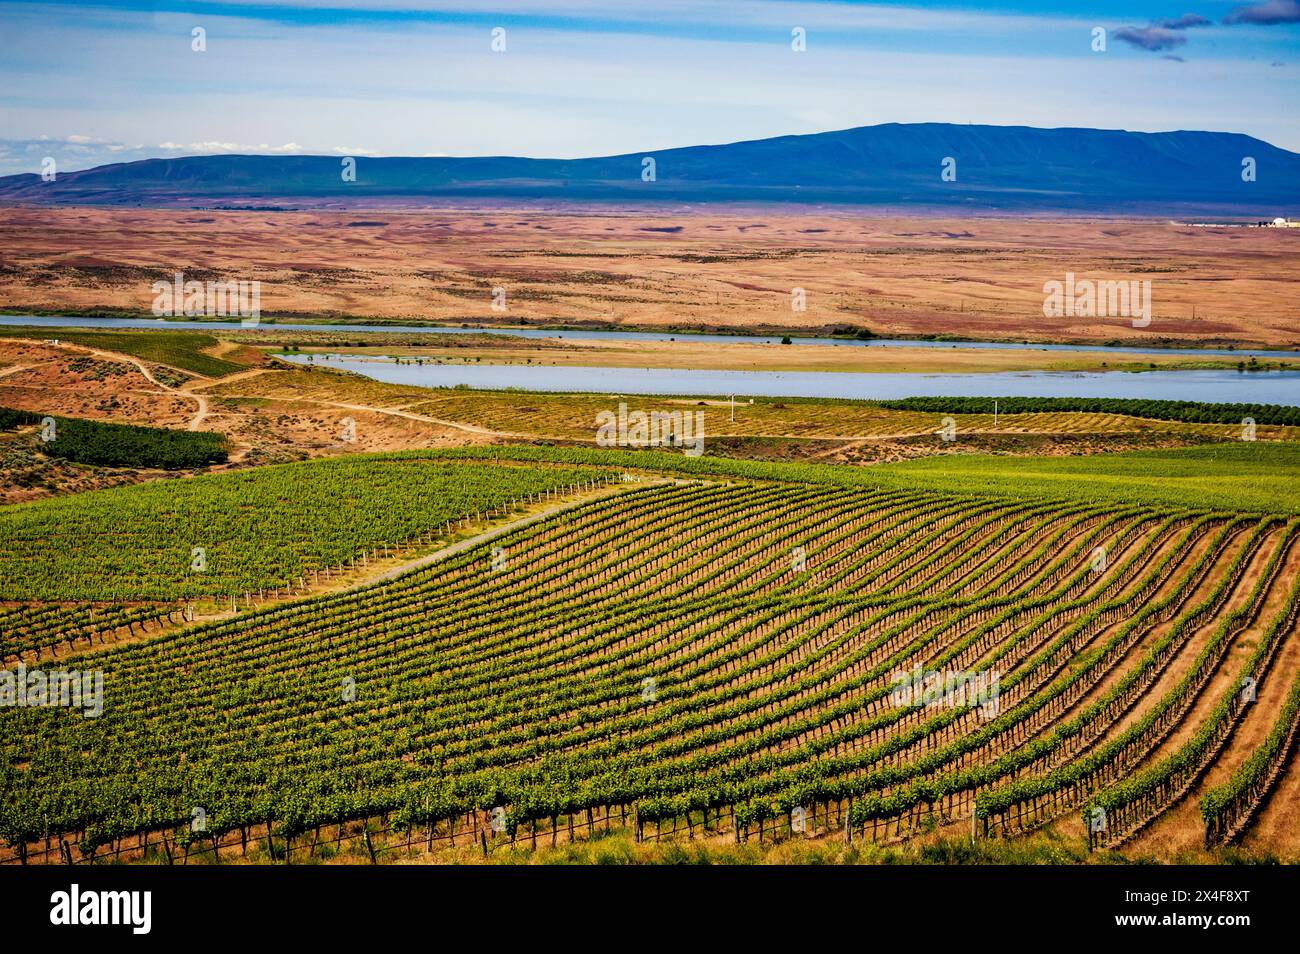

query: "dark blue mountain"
(2, 123), (1296, 213)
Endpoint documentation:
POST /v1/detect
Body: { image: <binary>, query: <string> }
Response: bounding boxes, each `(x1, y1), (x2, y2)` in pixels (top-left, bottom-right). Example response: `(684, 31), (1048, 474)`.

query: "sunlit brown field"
(2, 206), (1297, 347)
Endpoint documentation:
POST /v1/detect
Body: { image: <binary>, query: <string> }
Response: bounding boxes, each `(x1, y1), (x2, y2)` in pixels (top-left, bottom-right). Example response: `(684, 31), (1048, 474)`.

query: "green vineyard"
(2, 446), (1297, 863)
(0, 457), (602, 602)
(395, 389), (1300, 444)
(1, 410), (232, 470)
(874, 396), (1300, 427)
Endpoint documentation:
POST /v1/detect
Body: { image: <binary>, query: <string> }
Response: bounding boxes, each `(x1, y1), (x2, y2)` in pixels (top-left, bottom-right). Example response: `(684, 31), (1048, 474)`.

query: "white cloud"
(157, 141), (302, 152)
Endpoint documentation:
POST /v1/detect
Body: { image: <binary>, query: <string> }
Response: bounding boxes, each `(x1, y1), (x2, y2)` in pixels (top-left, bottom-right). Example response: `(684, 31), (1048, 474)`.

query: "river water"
(2, 314), (1295, 359)
(7, 313), (1296, 404)
(279, 354), (1300, 406)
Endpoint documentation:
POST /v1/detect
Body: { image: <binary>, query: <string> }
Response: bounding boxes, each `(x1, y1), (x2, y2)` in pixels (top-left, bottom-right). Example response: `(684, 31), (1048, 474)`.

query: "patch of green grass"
(870, 442), (1300, 514)
(0, 328), (247, 377)
(389, 441), (1300, 515)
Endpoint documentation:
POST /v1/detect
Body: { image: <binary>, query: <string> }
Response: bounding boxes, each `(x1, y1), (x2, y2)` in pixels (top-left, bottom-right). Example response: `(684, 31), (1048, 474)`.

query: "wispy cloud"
(1156, 14), (1212, 30)
(0, 136), (145, 176)
(0, 136), (308, 176)
(1224, 1), (1300, 25)
(1114, 27), (1188, 52)
(1115, 12), (1212, 53)
(157, 141), (302, 153)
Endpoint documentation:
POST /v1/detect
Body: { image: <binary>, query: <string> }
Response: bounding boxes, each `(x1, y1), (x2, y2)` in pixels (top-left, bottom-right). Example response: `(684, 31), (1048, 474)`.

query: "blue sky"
(1, 0), (1298, 175)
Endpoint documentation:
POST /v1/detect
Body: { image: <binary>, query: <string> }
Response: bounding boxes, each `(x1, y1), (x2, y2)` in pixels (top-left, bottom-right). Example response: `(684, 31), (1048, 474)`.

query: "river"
(279, 354), (1300, 406)
(2, 314), (1295, 360)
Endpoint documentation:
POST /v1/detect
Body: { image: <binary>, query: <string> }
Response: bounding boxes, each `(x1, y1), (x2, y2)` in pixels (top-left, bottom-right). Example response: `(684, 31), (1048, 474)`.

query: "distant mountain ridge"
(2, 123), (1297, 213)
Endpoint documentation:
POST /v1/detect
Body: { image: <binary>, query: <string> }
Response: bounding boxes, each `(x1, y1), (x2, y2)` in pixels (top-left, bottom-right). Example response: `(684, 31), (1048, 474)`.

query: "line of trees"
(0, 407), (40, 431)
(0, 406), (229, 469)
(874, 396), (1300, 426)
